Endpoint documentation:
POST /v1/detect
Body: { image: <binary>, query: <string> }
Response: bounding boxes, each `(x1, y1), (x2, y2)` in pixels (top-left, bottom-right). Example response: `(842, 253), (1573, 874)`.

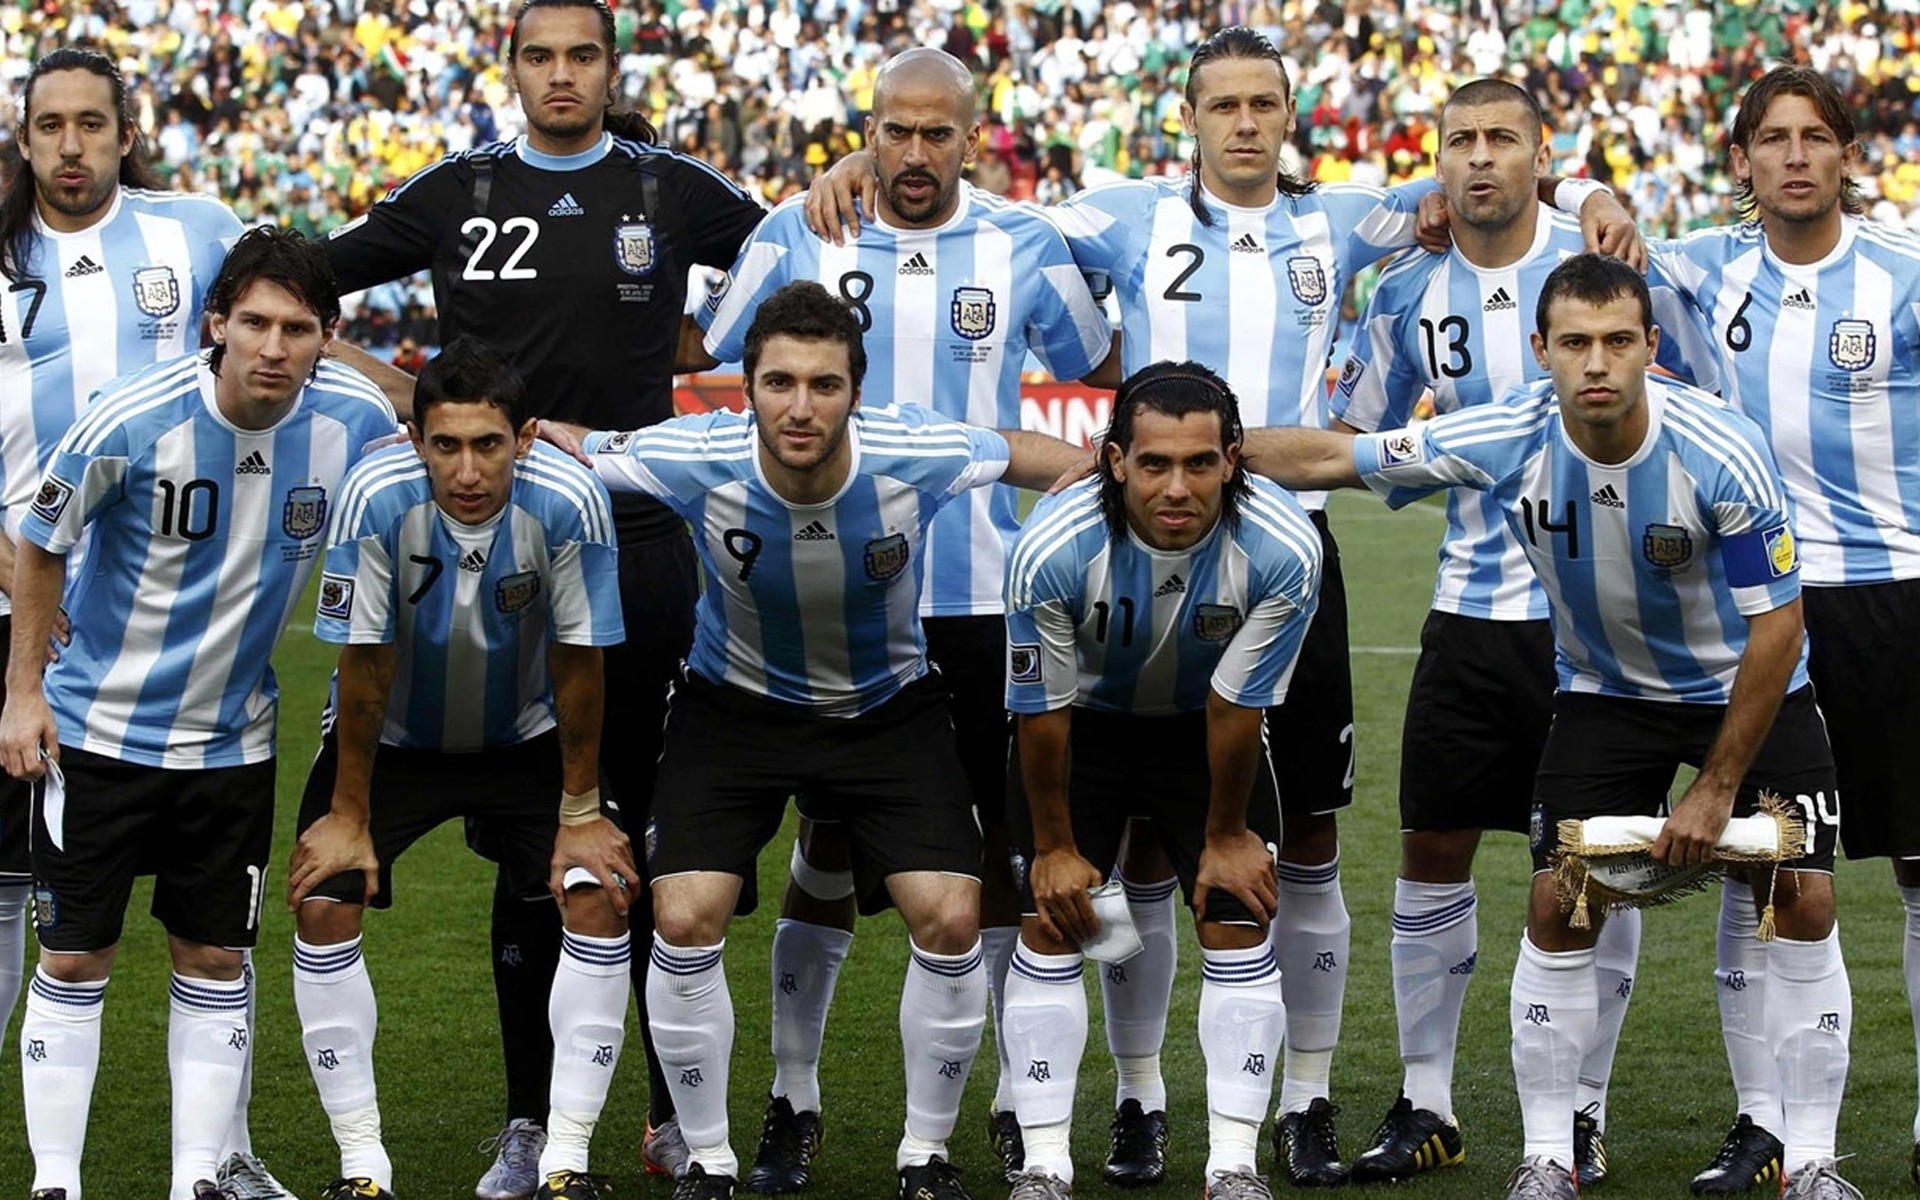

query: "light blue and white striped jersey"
(583, 404), (1009, 716)
(1046, 175), (1434, 509)
(1353, 378), (1807, 704)
(1004, 476), (1321, 717)
(0, 189), (243, 615)
(18, 353), (399, 769)
(1333, 206), (1720, 620)
(313, 441), (625, 752)
(1651, 216), (1920, 586)
(698, 186), (1110, 617)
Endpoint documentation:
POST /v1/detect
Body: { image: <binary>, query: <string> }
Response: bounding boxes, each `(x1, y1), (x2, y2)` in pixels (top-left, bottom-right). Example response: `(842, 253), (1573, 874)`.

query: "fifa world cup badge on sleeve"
(318, 573), (355, 620)
(1008, 643), (1041, 685)
(30, 477), (74, 525)
(1379, 432), (1423, 468)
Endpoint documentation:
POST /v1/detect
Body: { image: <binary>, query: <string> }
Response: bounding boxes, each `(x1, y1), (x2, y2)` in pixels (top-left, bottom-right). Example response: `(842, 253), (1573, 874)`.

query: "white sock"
(1003, 943), (1087, 1183)
(22, 968), (106, 1196)
(293, 935), (390, 1187)
(1102, 874), (1176, 1111)
(1717, 879), (1783, 1135)
(168, 973), (251, 1200)
(540, 929), (631, 1176)
(647, 937), (736, 1178)
(0, 884), (27, 1064)
(980, 925), (1020, 1114)
(1576, 907), (1641, 1129)
(897, 939), (987, 1170)
(768, 919), (853, 1115)
(1769, 927), (1850, 1174)
(222, 951), (256, 1159)
(1390, 878), (1477, 1121)
(1273, 857), (1348, 1114)
(1901, 884), (1920, 1140)
(1510, 933), (1596, 1169)
(1199, 942), (1286, 1178)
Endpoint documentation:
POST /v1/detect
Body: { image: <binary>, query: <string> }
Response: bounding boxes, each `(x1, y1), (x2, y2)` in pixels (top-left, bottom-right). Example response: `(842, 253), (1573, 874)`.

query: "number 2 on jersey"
(460, 217), (541, 281)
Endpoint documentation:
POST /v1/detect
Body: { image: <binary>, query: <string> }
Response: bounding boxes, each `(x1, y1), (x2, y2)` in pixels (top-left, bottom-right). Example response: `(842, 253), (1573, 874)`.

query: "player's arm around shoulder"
(571, 408), (747, 503)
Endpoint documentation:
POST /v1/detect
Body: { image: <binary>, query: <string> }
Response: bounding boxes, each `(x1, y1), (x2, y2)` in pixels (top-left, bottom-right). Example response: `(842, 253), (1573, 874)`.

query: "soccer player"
(0, 226), (399, 1200)
(566, 279), (1083, 1200)
(998, 361), (1321, 1200)
(1247, 252), (1857, 1200)
(1328, 78), (1719, 1186)
(322, 0), (768, 1188)
(691, 47), (1111, 1193)
(282, 337), (627, 1200)
(805, 32), (1635, 1181)
(1644, 65), (1920, 1195)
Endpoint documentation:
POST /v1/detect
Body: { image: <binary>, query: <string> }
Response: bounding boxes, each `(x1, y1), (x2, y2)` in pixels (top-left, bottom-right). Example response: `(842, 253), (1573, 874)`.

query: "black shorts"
(1802, 580), (1920, 859)
(647, 669), (981, 916)
(1399, 612), (1555, 834)
(300, 730), (596, 907)
(0, 616), (28, 880)
(1007, 707), (1283, 925)
(31, 746), (276, 952)
(1528, 686), (1839, 873)
(1264, 510), (1354, 817)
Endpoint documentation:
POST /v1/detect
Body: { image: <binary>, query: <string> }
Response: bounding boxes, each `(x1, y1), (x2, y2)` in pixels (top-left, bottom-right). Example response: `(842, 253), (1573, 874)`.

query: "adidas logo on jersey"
(1783, 287), (1815, 310)
(548, 192), (585, 217)
(794, 520), (836, 541)
(459, 548), (488, 572)
(898, 252), (934, 276)
(1154, 573), (1186, 597)
(1230, 233), (1262, 253)
(1485, 287), (1517, 312)
(236, 451), (271, 476)
(1590, 483), (1624, 509)
(65, 255), (103, 278)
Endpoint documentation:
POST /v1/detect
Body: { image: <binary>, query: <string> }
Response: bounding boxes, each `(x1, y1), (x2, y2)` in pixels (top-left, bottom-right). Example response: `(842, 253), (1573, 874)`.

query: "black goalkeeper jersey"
(326, 133), (765, 539)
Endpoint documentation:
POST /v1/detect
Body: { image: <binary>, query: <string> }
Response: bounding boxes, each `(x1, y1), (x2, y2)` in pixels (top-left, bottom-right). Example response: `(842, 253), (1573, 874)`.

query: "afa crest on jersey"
(951, 287), (996, 341)
(1642, 522), (1693, 570)
(495, 570), (542, 614)
(863, 532), (910, 581)
(1193, 603), (1243, 643)
(1286, 256), (1327, 306)
(282, 486), (328, 539)
(1827, 319), (1875, 371)
(131, 266), (180, 317)
(614, 221), (657, 277)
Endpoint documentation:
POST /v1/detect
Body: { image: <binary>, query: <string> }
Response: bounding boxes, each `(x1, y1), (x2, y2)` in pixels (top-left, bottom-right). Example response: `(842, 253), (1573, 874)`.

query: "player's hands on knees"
(1194, 829), (1279, 929)
(288, 811), (380, 908)
(0, 694), (60, 780)
(1652, 781), (1735, 868)
(803, 151), (878, 245)
(551, 816), (637, 917)
(1415, 191), (1453, 255)
(1030, 847), (1104, 948)
(1579, 190), (1647, 272)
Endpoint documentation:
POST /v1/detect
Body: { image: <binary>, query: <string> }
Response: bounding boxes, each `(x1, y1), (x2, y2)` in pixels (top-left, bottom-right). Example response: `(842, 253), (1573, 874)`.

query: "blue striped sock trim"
(650, 941), (723, 976)
(169, 975), (251, 1013)
(1276, 858), (1341, 888)
(1200, 948), (1279, 985)
(1392, 894), (1478, 936)
(911, 943), (985, 978)
(29, 971), (106, 1010)
(1119, 876), (1179, 905)
(292, 939), (364, 975)
(1008, 948), (1084, 984)
(563, 931), (632, 967)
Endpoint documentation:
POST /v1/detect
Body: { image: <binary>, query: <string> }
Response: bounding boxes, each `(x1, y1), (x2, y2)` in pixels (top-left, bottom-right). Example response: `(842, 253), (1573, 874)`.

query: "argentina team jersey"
(1333, 206), (1719, 621)
(699, 187), (1110, 618)
(1004, 476), (1322, 717)
(0, 189), (242, 613)
(1353, 379), (1806, 704)
(1046, 175), (1433, 510)
(18, 354), (399, 768)
(1651, 216), (1920, 586)
(313, 442), (624, 752)
(583, 404), (1008, 716)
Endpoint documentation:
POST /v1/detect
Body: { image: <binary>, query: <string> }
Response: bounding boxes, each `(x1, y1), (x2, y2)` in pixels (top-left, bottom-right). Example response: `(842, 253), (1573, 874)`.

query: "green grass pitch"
(0, 490), (1910, 1197)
